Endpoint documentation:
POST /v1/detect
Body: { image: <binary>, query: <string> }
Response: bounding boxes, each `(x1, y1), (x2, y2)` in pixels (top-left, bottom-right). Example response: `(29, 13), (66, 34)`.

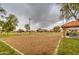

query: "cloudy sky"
(1, 3), (64, 30)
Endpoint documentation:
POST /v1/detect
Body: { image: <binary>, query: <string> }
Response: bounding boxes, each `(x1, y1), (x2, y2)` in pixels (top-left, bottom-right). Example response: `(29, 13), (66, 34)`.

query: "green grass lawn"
(57, 38), (79, 55)
(77, 32), (79, 35)
(0, 41), (18, 55)
(0, 32), (29, 38)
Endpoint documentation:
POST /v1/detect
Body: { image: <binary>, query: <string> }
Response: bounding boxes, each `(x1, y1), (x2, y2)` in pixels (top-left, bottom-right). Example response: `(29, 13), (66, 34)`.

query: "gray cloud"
(1, 3), (61, 29)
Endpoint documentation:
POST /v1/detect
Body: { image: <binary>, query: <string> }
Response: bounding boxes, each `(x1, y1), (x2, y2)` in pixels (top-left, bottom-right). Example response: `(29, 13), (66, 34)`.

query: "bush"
(16, 29), (25, 33)
(53, 26), (61, 32)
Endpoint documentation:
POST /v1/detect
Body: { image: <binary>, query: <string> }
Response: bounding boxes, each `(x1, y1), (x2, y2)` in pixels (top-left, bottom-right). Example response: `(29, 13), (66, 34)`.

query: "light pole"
(29, 17), (31, 34)
(63, 13), (66, 37)
(61, 9), (66, 38)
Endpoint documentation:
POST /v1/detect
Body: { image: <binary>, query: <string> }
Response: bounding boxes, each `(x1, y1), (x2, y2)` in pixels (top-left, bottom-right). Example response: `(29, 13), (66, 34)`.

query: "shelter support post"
(63, 28), (66, 38)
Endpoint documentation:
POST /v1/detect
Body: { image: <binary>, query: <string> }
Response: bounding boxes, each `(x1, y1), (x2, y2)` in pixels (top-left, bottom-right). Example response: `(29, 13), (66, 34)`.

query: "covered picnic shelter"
(61, 20), (79, 38)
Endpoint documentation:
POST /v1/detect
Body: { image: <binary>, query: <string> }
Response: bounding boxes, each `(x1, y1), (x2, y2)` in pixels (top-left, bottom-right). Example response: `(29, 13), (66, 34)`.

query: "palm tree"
(60, 3), (79, 20)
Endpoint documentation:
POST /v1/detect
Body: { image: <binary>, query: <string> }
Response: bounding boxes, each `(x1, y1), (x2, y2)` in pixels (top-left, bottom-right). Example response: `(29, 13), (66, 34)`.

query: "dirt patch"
(3, 33), (61, 55)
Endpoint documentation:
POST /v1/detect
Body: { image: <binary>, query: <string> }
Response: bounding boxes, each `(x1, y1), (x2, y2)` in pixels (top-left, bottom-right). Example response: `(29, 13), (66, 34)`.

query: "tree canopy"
(24, 24), (30, 31)
(2, 14), (18, 32)
(53, 26), (61, 32)
(60, 3), (79, 20)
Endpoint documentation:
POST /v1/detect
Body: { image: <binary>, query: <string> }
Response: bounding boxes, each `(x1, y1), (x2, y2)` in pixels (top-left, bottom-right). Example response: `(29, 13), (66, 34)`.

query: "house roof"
(62, 20), (79, 28)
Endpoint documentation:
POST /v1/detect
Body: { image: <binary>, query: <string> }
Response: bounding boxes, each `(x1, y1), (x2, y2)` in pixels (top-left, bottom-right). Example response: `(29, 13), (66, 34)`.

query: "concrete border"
(0, 39), (24, 55)
(53, 37), (62, 55)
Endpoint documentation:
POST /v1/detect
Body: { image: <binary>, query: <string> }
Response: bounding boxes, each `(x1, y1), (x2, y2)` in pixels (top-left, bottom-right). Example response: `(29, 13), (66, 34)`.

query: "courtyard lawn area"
(0, 41), (18, 55)
(2, 32), (61, 55)
(57, 38), (79, 55)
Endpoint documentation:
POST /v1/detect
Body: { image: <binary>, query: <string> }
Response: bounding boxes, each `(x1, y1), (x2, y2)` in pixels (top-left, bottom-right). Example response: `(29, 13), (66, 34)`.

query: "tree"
(17, 29), (25, 33)
(24, 24), (30, 31)
(36, 28), (43, 32)
(0, 20), (4, 26)
(60, 3), (79, 20)
(0, 6), (6, 25)
(0, 5), (18, 32)
(53, 26), (61, 32)
(36, 28), (49, 32)
(0, 6), (6, 15)
(2, 14), (18, 32)
(0, 6), (6, 32)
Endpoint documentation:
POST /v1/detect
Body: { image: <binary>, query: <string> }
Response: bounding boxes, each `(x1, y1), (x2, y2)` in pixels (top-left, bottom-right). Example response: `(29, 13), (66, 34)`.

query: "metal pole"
(29, 17), (31, 34)
(63, 15), (66, 38)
